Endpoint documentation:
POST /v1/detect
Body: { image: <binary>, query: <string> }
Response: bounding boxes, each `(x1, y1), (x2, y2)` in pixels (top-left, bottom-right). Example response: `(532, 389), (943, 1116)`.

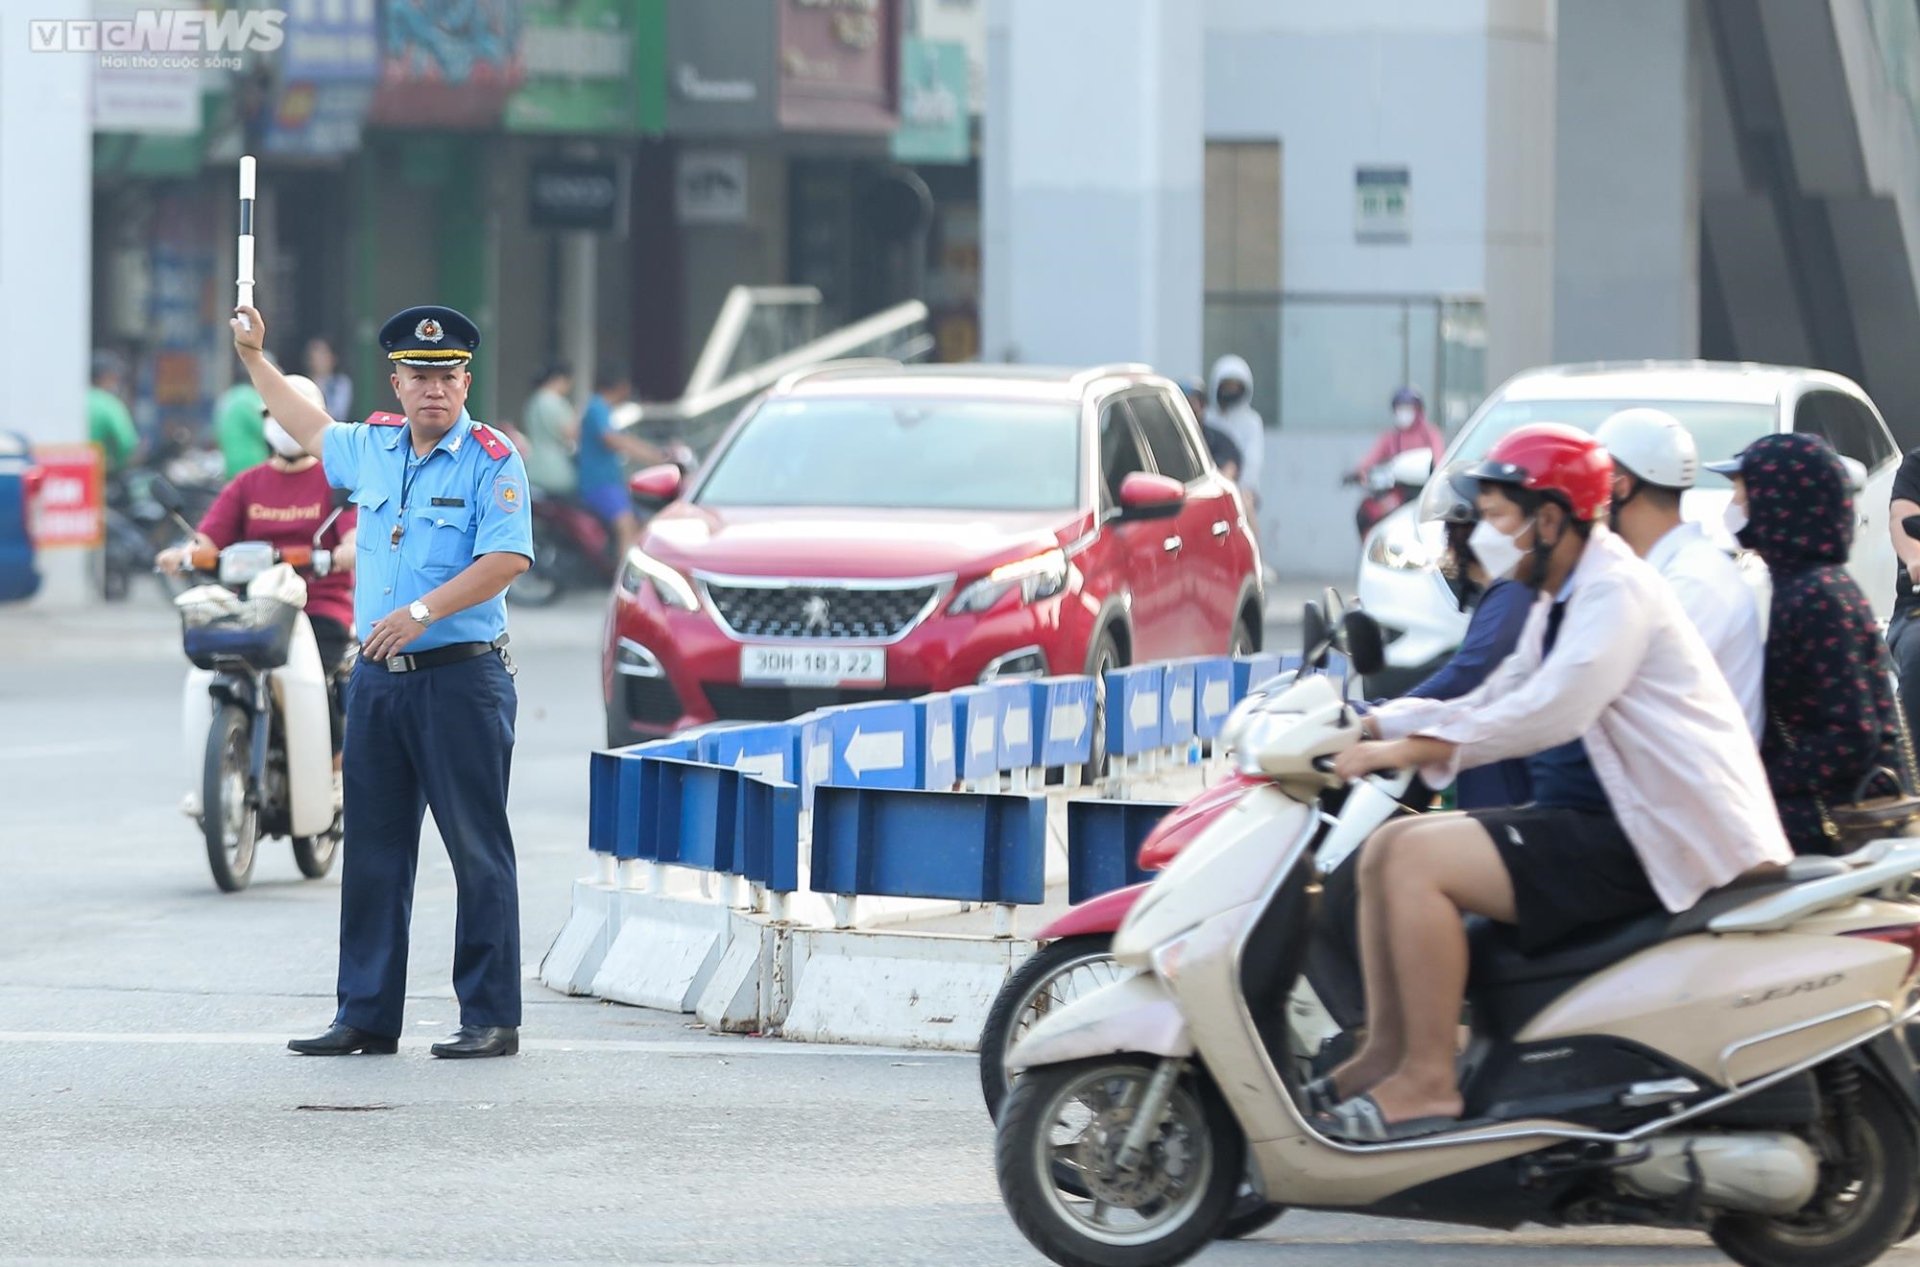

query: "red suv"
(602, 363), (1265, 746)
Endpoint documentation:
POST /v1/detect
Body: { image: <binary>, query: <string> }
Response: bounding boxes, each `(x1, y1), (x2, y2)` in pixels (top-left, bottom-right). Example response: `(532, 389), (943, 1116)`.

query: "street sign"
(696, 722), (795, 783)
(996, 680), (1037, 770)
(913, 694), (958, 790)
(1161, 660), (1196, 747)
(1104, 664), (1164, 757)
(28, 444), (102, 548)
(790, 710), (836, 810)
(1031, 676), (1095, 767)
(1189, 658), (1235, 738)
(948, 684), (1005, 781)
(827, 701), (918, 790)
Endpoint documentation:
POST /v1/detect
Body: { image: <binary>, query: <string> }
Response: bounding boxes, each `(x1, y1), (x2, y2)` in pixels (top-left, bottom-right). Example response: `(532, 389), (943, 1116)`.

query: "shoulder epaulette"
(366, 412), (406, 427)
(470, 423), (511, 460)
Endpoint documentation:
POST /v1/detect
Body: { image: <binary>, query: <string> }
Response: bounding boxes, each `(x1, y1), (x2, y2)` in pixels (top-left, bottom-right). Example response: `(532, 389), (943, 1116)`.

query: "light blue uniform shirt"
(322, 409), (534, 652)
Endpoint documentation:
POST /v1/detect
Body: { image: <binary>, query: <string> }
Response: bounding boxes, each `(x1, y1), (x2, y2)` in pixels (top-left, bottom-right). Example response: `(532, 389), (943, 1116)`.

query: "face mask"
(1216, 382), (1247, 408)
(1724, 501), (1749, 538)
(264, 417), (307, 460)
(1393, 405), (1417, 429)
(1468, 518), (1532, 582)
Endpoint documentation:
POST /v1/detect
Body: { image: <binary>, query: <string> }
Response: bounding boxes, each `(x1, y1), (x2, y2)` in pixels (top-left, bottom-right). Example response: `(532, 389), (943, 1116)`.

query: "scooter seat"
(1467, 911), (1669, 990)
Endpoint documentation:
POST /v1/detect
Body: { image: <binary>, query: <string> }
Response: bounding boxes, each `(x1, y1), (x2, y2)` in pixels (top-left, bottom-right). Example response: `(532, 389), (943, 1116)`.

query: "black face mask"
(1216, 382), (1247, 409)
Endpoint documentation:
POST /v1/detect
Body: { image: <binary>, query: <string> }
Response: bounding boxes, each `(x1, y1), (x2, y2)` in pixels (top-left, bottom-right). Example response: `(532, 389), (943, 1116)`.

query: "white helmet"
(1595, 407), (1697, 490)
(261, 374), (329, 459)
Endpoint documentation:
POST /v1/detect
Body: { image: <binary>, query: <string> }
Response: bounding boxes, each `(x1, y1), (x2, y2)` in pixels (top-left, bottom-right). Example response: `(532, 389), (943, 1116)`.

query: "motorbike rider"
(576, 364), (667, 560)
(1596, 407), (1764, 738)
(1348, 386), (1444, 539)
(1206, 356), (1263, 513)
(158, 374), (356, 782)
(1321, 423), (1791, 1141)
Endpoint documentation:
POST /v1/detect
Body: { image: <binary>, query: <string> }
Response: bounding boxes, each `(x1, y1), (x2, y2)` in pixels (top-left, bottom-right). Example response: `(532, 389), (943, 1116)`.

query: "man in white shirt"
(1596, 408), (1765, 738)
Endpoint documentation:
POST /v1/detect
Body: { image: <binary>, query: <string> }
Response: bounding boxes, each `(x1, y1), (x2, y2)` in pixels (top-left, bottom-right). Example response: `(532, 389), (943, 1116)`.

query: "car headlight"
(617, 547), (699, 612)
(948, 548), (1069, 615)
(1365, 523), (1435, 571)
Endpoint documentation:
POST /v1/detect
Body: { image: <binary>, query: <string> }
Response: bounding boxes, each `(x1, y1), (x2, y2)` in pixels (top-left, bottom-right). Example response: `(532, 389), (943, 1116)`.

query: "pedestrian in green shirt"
(87, 352), (140, 477)
(215, 377), (269, 478)
(520, 362), (578, 499)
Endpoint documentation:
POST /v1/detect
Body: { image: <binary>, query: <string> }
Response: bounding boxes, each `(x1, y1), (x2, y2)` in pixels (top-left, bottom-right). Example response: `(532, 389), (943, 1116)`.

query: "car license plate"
(740, 644), (885, 687)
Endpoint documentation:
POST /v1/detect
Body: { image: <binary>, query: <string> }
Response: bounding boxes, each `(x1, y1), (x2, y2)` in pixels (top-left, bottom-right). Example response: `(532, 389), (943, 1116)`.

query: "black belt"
(384, 634), (509, 674)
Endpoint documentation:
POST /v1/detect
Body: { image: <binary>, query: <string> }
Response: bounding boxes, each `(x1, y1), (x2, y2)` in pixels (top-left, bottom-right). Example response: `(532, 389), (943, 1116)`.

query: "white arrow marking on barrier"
(970, 713), (997, 757)
(732, 751), (784, 780)
(1129, 688), (1160, 732)
(844, 727), (905, 778)
(1048, 697), (1088, 744)
(1202, 678), (1230, 719)
(1170, 679), (1193, 726)
(1003, 705), (1031, 748)
(931, 718), (954, 767)
(807, 735), (831, 786)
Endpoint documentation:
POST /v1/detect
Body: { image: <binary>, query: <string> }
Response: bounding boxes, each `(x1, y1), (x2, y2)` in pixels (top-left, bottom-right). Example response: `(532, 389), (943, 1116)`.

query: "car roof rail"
(773, 358), (904, 394)
(1069, 362), (1155, 389)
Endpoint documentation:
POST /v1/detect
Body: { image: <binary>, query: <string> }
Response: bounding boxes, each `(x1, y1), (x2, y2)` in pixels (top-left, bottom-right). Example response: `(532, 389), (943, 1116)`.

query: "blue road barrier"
(791, 711), (835, 810)
(641, 758), (739, 872)
(810, 786), (1046, 904)
(826, 700), (919, 790)
(913, 693), (958, 790)
(1066, 799), (1178, 903)
(1188, 658), (1235, 739)
(1160, 660), (1196, 748)
(1231, 653), (1286, 704)
(1104, 664), (1164, 758)
(948, 684), (1005, 781)
(737, 776), (801, 892)
(697, 722), (796, 782)
(996, 680), (1038, 771)
(1031, 675), (1096, 767)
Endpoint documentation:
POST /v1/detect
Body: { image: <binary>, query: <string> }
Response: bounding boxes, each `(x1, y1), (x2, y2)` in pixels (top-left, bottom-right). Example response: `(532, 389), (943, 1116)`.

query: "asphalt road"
(3, 586), (1915, 1265)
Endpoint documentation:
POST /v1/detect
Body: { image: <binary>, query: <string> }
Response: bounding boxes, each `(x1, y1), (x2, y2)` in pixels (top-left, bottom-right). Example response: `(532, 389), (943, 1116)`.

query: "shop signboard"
(779, 0), (899, 133)
(666, 0), (779, 136)
(506, 0), (667, 135)
(1355, 165), (1411, 243)
(891, 37), (966, 163)
(28, 446), (104, 550)
(369, 0), (525, 129)
(281, 0), (380, 83)
(529, 157), (625, 232)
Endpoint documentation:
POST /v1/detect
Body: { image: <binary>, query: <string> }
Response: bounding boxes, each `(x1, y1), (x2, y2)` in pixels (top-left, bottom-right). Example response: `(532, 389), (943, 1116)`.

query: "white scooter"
(157, 483), (346, 893)
(997, 607), (1920, 1267)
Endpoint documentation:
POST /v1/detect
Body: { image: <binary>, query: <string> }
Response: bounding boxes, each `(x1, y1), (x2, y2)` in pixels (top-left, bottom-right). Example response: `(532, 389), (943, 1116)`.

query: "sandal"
(1315, 1092), (1462, 1143)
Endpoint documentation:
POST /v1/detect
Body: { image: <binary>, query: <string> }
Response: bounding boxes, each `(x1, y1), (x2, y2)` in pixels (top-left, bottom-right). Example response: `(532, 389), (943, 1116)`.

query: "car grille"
(704, 683), (922, 724)
(701, 581), (942, 641)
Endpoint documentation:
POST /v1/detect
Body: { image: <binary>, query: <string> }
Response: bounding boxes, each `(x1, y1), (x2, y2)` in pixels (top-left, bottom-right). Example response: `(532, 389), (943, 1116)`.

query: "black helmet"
(1418, 462), (1480, 525)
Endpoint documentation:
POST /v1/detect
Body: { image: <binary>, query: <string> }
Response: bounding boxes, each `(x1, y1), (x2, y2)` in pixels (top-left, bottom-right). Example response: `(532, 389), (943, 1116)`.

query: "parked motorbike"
(1349, 446), (1434, 541)
(995, 609), (1920, 1267)
(103, 457), (224, 602)
(512, 443), (698, 607)
(157, 481), (348, 893)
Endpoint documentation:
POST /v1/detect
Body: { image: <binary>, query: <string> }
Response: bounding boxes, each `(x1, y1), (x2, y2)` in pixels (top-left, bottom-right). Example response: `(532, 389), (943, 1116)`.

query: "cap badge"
(416, 318), (444, 343)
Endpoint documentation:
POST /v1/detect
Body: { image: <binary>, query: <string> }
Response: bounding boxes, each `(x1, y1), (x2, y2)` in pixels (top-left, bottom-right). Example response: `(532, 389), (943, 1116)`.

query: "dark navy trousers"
(336, 651), (522, 1036)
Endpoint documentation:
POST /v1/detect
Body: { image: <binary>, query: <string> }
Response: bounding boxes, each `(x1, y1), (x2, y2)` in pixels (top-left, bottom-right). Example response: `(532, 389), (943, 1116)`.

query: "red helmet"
(1465, 423), (1614, 522)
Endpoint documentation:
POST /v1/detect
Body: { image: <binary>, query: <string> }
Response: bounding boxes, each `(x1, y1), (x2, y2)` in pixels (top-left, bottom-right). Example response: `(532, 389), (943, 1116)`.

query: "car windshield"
(1449, 398), (1776, 489)
(693, 397), (1083, 511)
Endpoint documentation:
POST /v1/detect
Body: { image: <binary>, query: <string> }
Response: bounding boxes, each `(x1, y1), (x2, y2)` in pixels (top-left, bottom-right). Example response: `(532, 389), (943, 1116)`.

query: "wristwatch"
(408, 600), (433, 626)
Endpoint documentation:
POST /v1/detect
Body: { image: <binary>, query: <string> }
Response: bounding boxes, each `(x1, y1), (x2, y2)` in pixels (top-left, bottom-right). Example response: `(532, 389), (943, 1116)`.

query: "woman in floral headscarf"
(1709, 432), (1907, 853)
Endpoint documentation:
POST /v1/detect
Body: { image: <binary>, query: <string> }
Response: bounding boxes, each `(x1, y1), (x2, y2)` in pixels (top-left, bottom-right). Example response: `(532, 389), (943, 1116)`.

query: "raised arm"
(230, 304), (332, 457)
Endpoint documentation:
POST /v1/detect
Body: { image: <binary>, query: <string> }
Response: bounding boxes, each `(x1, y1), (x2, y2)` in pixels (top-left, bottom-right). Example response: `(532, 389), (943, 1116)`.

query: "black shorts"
(1470, 805), (1659, 955)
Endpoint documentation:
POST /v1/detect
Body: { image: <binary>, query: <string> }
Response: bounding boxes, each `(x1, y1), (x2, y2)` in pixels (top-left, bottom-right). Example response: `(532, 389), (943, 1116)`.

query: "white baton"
(236, 155), (255, 331)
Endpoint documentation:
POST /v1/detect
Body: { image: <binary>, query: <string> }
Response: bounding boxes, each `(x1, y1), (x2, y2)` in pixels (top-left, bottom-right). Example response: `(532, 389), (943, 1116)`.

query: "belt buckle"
(387, 653), (415, 674)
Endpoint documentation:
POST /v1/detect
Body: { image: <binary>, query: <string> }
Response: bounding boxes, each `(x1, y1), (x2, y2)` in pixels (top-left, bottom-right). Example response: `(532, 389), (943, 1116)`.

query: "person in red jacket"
(1350, 386), (1446, 538)
(158, 374), (357, 770)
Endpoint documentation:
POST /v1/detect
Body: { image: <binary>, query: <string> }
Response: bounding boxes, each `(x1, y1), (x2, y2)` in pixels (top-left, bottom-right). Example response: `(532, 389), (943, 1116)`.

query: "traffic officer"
(229, 300), (533, 1059)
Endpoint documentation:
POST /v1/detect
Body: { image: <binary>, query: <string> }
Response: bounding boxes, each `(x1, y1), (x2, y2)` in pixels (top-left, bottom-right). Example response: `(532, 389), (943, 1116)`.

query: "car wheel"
(1229, 615), (1256, 657)
(1085, 629), (1122, 780)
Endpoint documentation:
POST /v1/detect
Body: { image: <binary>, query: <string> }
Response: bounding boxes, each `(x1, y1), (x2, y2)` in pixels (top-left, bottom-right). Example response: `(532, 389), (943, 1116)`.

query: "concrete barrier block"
(538, 879), (616, 996)
(693, 913), (787, 1034)
(779, 928), (1034, 1050)
(589, 889), (733, 1013)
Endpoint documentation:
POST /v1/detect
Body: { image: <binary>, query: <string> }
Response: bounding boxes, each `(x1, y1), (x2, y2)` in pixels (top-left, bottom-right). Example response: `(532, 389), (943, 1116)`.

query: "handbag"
(1819, 765), (1920, 851)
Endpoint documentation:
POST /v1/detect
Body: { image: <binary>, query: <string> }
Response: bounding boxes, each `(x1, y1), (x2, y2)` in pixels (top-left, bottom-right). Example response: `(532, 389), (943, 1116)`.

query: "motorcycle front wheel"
(997, 1056), (1242, 1267)
(202, 704), (258, 893)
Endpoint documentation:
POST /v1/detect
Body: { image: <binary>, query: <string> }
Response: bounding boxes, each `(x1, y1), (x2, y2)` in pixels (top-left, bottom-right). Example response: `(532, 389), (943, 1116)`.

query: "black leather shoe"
(287, 1023), (398, 1056)
(430, 1025), (519, 1059)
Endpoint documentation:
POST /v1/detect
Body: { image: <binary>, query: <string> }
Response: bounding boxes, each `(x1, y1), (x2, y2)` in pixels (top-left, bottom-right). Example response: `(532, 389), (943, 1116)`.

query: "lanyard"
(391, 432), (431, 548)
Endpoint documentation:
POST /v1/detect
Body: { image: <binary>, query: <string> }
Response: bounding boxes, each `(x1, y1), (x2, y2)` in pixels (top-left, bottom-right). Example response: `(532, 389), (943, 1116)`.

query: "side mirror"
(629, 464), (684, 504)
(1116, 471), (1184, 520)
(1903, 514), (1920, 540)
(149, 477), (182, 515)
(1301, 601), (1330, 669)
(1342, 610), (1387, 677)
(1388, 447), (1434, 489)
(331, 486), (352, 511)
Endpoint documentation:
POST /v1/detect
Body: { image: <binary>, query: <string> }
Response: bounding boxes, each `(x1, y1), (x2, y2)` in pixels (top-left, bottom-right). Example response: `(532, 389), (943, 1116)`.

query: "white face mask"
(1393, 405), (1418, 429)
(1468, 517), (1533, 581)
(263, 417), (307, 460)
(1724, 501), (1749, 537)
